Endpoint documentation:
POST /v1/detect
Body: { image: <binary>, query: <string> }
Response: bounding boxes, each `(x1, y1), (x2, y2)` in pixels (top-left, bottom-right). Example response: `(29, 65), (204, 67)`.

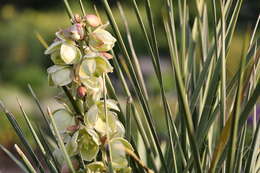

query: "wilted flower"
(89, 28), (116, 52)
(78, 128), (100, 161)
(52, 109), (76, 133)
(85, 14), (101, 27)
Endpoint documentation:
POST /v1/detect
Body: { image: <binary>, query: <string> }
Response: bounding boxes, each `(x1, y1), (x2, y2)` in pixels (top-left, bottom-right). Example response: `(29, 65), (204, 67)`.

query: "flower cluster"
(45, 14), (133, 173)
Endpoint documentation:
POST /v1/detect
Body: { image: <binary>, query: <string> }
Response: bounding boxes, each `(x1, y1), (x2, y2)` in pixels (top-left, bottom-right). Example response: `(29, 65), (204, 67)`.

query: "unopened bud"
(62, 24), (84, 41)
(73, 14), (82, 23)
(100, 135), (107, 145)
(77, 86), (87, 98)
(85, 14), (101, 27)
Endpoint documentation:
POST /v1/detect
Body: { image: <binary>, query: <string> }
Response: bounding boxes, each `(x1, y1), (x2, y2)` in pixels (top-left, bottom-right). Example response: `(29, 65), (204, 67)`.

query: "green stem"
(62, 86), (83, 116)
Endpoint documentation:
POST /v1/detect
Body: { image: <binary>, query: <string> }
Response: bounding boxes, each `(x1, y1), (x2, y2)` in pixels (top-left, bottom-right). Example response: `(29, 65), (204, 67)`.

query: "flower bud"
(72, 14), (82, 23)
(89, 28), (116, 52)
(100, 135), (107, 145)
(84, 14), (101, 27)
(47, 65), (74, 86)
(77, 86), (87, 98)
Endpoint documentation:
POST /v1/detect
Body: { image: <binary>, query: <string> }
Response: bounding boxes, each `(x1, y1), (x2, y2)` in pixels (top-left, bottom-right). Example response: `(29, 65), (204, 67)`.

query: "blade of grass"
(0, 144), (29, 173)
(164, 19), (203, 172)
(117, 2), (148, 99)
(47, 107), (76, 173)
(0, 101), (45, 173)
(14, 144), (37, 173)
(17, 98), (46, 156)
(208, 112), (232, 173)
(37, 127), (60, 171)
(105, 75), (126, 124)
(17, 98), (59, 173)
(128, 3), (179, 171)
(234, 125), (247, 172)
(79, 0), (86, 16)
(100, 1), (167, 171)
(63, 0), (73, 19)
(28, 84), (57, 144)
(126, 97), (132, 141)
(102, 74), (114, 173)
(226, 34), (247, 172)
(238, 80), (260, 129)
(220, 0), (227, 129)
(110, 50), (158, 157)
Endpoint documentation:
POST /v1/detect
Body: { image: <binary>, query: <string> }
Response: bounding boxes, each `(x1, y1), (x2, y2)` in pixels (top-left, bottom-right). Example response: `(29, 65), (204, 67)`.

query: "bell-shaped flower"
(45, 40), (81, 65)
(80, 76), (104, 102)
(97, 99), (120, 113)
(84, 104), (99, 127)
(85, 14), (101, 27)
(109, 137), (134, 169)
(86, 162), (106, 173)
(79, 54), (113, 77)
(78, 128), (100, 161)
(66, 131), (79, 156)
(89, 28), (116, 52)
(47, 65), (74, 86)
(92, 111), (120, 137)
(52, 109), (76, 134)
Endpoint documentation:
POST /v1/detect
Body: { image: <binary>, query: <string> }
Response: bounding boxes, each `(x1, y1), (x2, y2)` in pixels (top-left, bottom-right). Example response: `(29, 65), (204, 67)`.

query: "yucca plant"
(0, 0), (259, 173)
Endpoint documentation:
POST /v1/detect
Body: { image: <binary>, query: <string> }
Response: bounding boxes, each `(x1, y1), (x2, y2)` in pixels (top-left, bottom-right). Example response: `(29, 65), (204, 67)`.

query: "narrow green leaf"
(14, 144), (37, 173)
(244, 111), (260, 172)
(0, 145), (29, 173)
(0, 101), (45, 173)
(164, 19), (202, 172)
(101, 1), (167, 171)
(63, 0), (74, 19)
(47, 107), (76, 173)
(17, 98), (59, 173)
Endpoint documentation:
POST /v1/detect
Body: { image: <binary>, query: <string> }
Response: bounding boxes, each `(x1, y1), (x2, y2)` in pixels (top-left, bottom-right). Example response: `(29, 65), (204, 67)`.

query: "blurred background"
(0, 0), (259, 172)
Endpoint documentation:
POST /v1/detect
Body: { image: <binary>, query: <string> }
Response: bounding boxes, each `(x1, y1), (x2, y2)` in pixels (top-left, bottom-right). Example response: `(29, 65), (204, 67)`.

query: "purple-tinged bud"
(85, 14), (101, 27)
(73, 14), (82, 23)
(62, 24), (84, 41)
(77, 86), (87, 98)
